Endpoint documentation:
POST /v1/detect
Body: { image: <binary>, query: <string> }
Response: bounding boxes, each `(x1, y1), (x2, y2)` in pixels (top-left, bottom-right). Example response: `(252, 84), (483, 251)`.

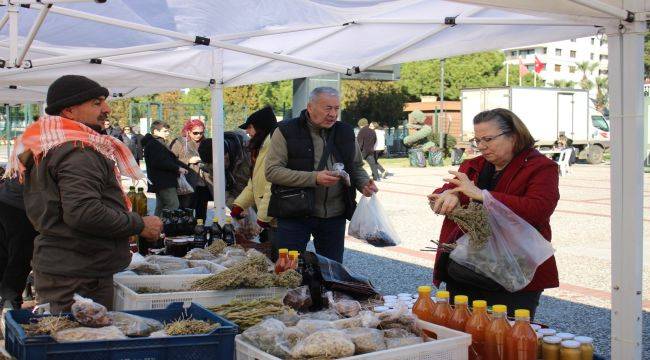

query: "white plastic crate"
(235, 320), (471, 360)
(113, 274), (288, 311)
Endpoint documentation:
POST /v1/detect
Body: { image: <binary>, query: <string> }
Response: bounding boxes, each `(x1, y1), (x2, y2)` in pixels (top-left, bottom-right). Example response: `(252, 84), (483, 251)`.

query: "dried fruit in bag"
(290, 329), (355, 359)
(345, 327), (387, 354)
(71, 294), (111, 327)
(108, 312), (163, 337)
(241, 318), (291, 358)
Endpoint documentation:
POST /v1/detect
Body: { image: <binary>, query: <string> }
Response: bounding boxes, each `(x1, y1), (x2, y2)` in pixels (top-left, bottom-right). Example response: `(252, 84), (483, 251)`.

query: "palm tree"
(580, 78), (594, 91)
(576, 61), (591, 81)
(588, 62), (599, 77)
(553, 79), (577, 88)
(595, 76), (609, 111)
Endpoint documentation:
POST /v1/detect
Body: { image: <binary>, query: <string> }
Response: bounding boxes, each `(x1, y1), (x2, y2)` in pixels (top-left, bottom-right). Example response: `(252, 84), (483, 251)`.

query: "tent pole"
(210, 49), (226, 224)
(608, 2), (645, 358)
(8, 1), (18, 67)
(16, 3), (51, 67)
(356, 17), (603, 26)
(0, 13), (9, 33)
(568, 0), (631, 20)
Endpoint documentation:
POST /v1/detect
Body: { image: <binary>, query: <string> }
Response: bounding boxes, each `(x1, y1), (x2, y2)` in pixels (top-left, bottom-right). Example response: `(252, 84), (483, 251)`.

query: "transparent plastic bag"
(358, 310), (380, 328)
(241, 318), (291, 358)
(290, 329), (355, 359)
(283, 286), (312, 312)
(177, 173), (194, 195)
(233, 208), (262, 242)
(332, 162), (351, 187)
(166, 267), (210, 275)
(295, 319), (334, 334)
(345, 327), (387, 354)
(71, 294), (111, 327)
(146, 255), (189, 273)
(126, 252), (146, 270)
(348, 194), (401, 247)
(449, 190), (555, 292)
(108, 312), (163, 337)
(283, 326), (307, 347)
(53, 326), (126, 342)
(184, 248), (218, 261)
(327, 292), (361, 318)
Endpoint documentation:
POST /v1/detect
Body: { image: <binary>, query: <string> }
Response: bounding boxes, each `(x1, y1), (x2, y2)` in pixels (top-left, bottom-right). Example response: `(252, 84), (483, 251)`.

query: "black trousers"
(0, 203), (37, 307)
(274, 216), (346, 263)
(179, 185), (212, 221)
(446, 280), (543, 320)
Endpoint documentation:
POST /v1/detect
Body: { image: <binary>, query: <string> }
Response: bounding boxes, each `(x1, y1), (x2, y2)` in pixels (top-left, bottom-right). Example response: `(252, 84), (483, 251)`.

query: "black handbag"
(268, 127), (336, 218)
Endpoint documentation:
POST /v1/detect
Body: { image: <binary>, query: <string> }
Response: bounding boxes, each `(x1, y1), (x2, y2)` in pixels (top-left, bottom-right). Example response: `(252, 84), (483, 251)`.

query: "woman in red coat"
(429, 108), (559, 319)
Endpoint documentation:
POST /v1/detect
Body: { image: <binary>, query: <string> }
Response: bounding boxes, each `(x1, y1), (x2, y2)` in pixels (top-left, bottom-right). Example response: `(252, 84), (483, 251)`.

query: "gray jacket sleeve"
(349, 140), (371, 192)
(56, 150), (144, 238)
(265, 129), (318, 188)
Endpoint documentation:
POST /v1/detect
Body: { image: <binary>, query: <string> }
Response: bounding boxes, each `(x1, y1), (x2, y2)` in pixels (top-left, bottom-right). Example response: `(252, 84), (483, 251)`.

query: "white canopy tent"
(0, 1), (644, 358)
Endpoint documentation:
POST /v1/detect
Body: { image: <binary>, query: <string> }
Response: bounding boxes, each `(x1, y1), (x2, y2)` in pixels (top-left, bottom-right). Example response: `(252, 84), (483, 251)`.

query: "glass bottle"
(484, 304), (511, 360)
(275, 248), (289, 274)
(542, 336), (561, 360)
(135, 187), (148, 216)
(448, 295), (472, 331)
(412, 286), (437, 323)
(505, 309), (538, 360)
(287, 251), (300, 270)
(559, 340), (581, 360)
(209, 216), (222, 245)
(432, 290), (453, 327)
(573, 336), (593, 360)
(222, 216), (236, 245)
(465, 300), (490, 360)
(193, 219), (207, 248)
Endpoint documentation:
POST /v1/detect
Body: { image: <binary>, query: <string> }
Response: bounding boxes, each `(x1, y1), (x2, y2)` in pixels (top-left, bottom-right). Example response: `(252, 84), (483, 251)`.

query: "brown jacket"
(23, 142), (144, 278)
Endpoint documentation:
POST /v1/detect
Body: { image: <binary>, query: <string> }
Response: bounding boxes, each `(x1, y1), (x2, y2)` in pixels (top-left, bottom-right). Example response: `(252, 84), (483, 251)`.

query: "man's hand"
(189, 156), (201, 164)
(362, 179), (378, 197)
(230, 205), (245, 220)
(178, 167), (188, 175)
(316, 170), (340, 187)
(139, 216), (163, 241)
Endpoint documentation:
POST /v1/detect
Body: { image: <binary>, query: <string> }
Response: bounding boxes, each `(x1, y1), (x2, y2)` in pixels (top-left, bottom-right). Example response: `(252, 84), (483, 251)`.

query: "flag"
(534, 56), (545, 73)
(518, 57), (529, 76)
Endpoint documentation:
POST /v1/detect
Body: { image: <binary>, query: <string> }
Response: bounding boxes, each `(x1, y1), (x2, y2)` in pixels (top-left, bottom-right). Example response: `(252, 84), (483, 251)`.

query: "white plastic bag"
(177, 173), (194, 195)
(348, 194), (401, 247)
(232, 208), (261, 242)
(450, 190), (555, 292)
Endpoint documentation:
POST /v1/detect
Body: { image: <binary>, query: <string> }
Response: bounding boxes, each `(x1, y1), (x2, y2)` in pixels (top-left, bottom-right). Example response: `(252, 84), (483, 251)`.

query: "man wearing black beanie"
(15, 75), (163, 313)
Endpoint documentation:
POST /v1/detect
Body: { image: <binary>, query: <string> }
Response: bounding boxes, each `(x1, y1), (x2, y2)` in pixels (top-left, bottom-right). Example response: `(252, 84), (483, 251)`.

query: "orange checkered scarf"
(6, 116), (146, 210)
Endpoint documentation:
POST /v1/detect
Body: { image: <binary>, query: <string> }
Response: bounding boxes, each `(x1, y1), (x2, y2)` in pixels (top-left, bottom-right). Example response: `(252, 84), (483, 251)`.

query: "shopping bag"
(232, 207), (262, 242)
(176, 173), (194, 195)
(449, 190), (555, 292)
(348, 194), (401, 247)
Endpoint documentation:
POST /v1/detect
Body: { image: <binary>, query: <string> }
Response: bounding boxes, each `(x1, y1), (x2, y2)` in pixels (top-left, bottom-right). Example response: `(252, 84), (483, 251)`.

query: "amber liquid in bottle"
(448, 295), (472, 331)
(412, 286), (438, 339)
(465, 300), (491, 360)
(505, 309), (537, 360)
(485, 305), (511, 360)
(432, 291), (453, 327)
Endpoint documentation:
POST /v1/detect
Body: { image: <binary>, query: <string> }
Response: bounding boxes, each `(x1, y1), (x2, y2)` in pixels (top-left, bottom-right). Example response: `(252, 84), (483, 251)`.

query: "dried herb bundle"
(210, 298), (292, 330)
(21, 316), (80, 336)
(275, 269), (303, 288)
(191, 254), (273, 290)
(164, 319), (220, 335)
(448, 202), (491, 249)
(206, 239), (227, 256)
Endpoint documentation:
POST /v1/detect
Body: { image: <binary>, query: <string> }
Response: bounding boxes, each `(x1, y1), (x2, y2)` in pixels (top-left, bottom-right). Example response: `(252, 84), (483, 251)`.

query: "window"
(555, 64), (561, 72)
(591, 38), (595, 45)
(599, 69), (609, 75)
(600, 38), (607, 46)
(542, 47), (547, 54)
(570, 38), (576, 42)
(600, 54), (608, 60)
(590, 53), (594, 60)
(569, 66), (576, 73)
(555, 49), (562, 56)
(570, 50), (576, 58)
(527, 49), (535, 55)
(511, 51), (517, 56)
(592, 116), (609, 132)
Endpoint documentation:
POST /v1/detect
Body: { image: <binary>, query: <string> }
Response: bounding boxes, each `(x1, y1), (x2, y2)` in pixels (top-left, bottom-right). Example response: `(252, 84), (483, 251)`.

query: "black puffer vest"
(278, 110), (357, 219)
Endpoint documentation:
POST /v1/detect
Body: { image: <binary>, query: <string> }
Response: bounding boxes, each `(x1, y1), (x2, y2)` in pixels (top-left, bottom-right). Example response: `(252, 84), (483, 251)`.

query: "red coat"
(433, 148), (560, 292)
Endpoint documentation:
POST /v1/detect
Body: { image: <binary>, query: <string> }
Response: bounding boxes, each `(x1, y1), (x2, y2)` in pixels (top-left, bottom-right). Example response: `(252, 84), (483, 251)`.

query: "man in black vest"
(265, 87), (377, 263)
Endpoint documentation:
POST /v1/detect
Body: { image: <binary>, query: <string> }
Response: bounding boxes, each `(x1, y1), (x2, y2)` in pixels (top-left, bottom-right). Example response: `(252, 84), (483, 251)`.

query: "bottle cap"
(454, 295), (468, 304)
(543, 336), (562, 344)
(574, 336), (593, 344)
(278, 248), (288, 254)
(531, 324), (542, 331)
(289, 250), (299, 257)
(561, 340), (580, 349)
(417, 286), (432, 293)
(514, 309), (530, 318)
(196, 219), (204, 225)
(226, 217), (232, 223)
(472, 300), (487, 308)
(536, 332), (543, 340)
(212, 216), (219, 222)
(137, 187), (144, 191)
(492, 304), (507, 314)
(129, 186), (135, 190)
(435, 290), (449, 298)
(538, 328), (557, 336)
(556, 332), (575, 340)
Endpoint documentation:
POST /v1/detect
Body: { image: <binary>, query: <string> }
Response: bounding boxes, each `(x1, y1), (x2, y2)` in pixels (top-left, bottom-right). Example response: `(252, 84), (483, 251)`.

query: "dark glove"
(230, 205), (244, 219)
(257, 220), (270, 229)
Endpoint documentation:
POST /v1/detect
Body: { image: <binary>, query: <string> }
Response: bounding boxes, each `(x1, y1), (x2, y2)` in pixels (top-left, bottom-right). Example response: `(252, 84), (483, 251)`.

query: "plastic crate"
(236, 320), (471, 360)
(4, 302), (238, 360)
(114, 275), (288, 310)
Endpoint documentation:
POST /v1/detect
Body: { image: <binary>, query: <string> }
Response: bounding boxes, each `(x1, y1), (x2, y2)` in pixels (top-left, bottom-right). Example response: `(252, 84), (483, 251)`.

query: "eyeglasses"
(470, 131), (510, 148)
(191, 131), (204, 135)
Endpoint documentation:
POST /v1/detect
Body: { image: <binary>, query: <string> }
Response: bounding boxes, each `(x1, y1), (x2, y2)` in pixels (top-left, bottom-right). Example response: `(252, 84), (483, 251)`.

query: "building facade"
(503, 36), (608, 94)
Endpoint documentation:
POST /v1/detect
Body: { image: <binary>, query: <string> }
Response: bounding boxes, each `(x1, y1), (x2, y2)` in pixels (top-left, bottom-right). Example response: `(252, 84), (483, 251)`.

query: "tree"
(552, 79), (577, 88)
(580, 78), (594, 91)
(399, 51), (535, 101)
(340, 80), (412, 128)
(595, 76), (609, 111)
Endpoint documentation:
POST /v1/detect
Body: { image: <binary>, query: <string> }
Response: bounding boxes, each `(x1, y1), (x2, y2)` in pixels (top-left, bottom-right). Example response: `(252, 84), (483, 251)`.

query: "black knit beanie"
(45, 75), (109, 115)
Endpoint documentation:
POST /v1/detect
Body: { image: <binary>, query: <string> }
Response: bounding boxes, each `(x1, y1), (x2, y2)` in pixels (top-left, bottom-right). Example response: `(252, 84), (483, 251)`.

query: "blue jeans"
(275, 216), (346, 263)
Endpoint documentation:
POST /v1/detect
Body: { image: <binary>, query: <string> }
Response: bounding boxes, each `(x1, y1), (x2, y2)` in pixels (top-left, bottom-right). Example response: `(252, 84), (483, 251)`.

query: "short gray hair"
(308, 87), (339, 103)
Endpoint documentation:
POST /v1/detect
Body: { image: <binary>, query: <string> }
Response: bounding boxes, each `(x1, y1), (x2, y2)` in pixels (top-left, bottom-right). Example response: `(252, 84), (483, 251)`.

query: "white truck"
(460, 87), (610, 164)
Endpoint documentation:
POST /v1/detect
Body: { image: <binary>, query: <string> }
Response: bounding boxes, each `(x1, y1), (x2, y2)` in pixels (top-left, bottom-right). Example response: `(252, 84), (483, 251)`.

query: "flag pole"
(534, 72), (537, 87)
(506, 62), (509, 86)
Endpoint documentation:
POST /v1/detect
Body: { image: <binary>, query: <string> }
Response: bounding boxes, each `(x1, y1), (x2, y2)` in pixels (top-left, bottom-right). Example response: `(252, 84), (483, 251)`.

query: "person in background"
(356, 118), (382, 181)
(371, 122), (392, 179)
(265, 87), (377, 263)
(428, 108), (559, 319)
(11, 75), (162, 313)
(171, 119), (211, 220)
(231, 107), (277, 245)
(132, 126), (145, 162)
(120, 126), (142, 165)
(142, 121), (189, 216)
